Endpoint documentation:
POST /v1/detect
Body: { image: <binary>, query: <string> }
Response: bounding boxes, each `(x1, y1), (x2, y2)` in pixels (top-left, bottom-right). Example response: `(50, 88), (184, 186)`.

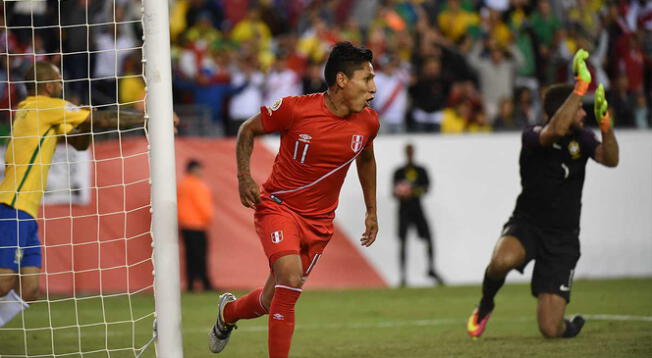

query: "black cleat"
(562, 315), (585, 338)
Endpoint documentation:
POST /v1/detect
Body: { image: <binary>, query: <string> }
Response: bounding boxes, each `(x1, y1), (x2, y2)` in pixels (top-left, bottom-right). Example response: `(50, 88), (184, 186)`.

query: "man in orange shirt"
(178, 159), (214, 292)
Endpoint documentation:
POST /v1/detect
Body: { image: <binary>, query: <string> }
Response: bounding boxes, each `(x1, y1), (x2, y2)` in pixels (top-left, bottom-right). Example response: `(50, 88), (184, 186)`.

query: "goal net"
(0, 0), (180, 356)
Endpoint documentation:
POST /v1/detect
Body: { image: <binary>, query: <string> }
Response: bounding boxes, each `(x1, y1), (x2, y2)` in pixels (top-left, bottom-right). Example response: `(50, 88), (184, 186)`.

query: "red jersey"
(259, 93), (379, 218)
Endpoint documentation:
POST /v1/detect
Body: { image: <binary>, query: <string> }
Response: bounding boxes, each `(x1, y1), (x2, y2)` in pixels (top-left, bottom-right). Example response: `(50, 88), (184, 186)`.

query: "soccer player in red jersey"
(208, 42), (379, 357)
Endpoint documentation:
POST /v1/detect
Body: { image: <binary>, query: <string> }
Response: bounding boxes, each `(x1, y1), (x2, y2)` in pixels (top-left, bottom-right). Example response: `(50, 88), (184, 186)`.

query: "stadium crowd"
(0, 0), (651, 138)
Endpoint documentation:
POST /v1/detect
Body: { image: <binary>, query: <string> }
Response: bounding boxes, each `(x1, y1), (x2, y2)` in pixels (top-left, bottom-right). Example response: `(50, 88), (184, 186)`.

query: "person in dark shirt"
(467, 50), (619, 339)
(393, 144), (444, 287)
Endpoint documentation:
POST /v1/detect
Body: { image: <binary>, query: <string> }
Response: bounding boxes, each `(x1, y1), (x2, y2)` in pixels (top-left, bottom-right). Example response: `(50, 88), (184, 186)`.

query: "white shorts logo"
(14, 248), (23, 265)
(351, 135), (364, 152)
(271, 230), (284, 244)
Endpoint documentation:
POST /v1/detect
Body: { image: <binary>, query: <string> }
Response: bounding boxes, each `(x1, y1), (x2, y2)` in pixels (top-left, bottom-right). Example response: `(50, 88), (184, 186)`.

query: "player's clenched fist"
(238, 174), (261, 209)
(360, 213), (378, 247)
(572, 49), (591, 96)
(594, 84), (612, 132)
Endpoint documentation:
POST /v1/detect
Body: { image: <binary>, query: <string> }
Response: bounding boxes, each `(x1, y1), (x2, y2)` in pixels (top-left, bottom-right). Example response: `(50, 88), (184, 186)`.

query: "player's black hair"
(186, 159), (202, 173)
(24, 61), (59, 95)
(324, 42), (373, 87)
(542, 83), (574, 121)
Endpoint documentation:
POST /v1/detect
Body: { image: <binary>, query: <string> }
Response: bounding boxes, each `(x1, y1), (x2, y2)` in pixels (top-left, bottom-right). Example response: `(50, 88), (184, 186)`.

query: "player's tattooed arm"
(356, 143), (378, 247)
(88, 109), (148, 130)
(236, 114), (266, 209)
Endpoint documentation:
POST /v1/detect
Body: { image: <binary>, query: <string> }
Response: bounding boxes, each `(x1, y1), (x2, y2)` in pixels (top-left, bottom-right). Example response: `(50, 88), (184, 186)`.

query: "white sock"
(0, 290), (29, 327)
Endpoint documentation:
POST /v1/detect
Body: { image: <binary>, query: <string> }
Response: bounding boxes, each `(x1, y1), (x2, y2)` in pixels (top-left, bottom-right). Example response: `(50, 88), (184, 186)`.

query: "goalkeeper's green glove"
(572, 48), (591, 96)
(594, 84), (612, 132)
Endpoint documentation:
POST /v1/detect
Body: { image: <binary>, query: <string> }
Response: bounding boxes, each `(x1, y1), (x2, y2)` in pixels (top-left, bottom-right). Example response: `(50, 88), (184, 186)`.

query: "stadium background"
(1, 0), (651, 293)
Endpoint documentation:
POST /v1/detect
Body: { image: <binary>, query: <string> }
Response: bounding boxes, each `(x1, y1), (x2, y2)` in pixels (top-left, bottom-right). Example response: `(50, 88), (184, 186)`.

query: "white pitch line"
(6, 314), (651, 339)
(582, 314), (652, 322)
(232, 314), (652, 333)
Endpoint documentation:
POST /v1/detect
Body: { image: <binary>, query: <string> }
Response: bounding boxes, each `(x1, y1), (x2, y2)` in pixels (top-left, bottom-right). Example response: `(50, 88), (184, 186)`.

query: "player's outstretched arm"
(540, 49), (591, 147)
(356, 143), (378, 247)
(593, 84), (619, 167)
(236, 114), (266, 209)
(90, 109), (148, 130)
(64, 109), (179, 150)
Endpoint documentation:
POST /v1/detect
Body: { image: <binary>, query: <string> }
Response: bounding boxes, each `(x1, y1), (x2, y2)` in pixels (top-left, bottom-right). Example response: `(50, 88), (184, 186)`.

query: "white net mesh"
(0, 1), (156, 356)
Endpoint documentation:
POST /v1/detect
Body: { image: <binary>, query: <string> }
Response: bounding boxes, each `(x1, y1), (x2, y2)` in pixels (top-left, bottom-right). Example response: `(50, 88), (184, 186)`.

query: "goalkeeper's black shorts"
(501, 218), (580, 303)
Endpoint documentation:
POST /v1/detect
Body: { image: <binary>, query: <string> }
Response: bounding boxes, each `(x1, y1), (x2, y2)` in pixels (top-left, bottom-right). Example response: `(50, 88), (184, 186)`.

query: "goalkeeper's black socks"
(562, 315), (585, 338)
(478, 270), (504, 320)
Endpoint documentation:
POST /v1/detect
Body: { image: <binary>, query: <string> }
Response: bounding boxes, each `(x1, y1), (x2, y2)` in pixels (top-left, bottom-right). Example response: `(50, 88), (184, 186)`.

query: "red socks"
(223, 288), (268, 324)
(268, 285), (302, 358)
(221, 284), (303, 358)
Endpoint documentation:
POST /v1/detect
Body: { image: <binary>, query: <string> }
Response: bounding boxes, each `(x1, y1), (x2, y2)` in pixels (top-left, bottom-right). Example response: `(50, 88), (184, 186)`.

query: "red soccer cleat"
(467, 308), (492, 339)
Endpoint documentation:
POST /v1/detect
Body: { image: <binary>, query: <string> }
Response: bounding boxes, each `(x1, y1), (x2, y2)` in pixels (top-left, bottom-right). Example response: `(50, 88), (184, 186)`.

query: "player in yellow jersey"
(0, 61), (146, 326)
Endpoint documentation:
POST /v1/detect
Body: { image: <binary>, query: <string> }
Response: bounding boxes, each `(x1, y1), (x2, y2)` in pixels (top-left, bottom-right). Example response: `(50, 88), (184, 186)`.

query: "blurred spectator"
(566, 0), (602, 42)
(186, 0), (224, 30)
(634, 92), (649, 129)
(437, 0), (480, 44)
(264, 55), (302, 106)
(514, 87), (539, 127)
(297, 14), (340, 64)
(530, 0), (561, 84)
(617, 35), (645, 94)
(493, 97), (520, 131)
(230, 7), (273, 69)
(409, 56), (450, 132)
(175, 44), (233, 131)
(302, 61), (327, 95)
(178, 159), (214, 292)
(4, 0), (51, 45)
(0, 55), (26, 130)
(60, 0), (95, 103)
(505, 1), (538, 90)
(441, 98), (471, 133)
(373, 54), (410, 134)
(468, 38), (525, 122)
(258, 0), (290, 36)
(226, 55), (265, 136)
(480, 7), (512, 49)
(607, 74), (636, 128)
(92, 23), (136, 106)
(441, 97), (492, 134)
(118, 53), (145, 112)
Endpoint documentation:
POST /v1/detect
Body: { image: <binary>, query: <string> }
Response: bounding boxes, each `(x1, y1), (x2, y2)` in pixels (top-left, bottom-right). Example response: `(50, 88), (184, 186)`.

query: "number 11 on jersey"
(294, 134), (312, 164)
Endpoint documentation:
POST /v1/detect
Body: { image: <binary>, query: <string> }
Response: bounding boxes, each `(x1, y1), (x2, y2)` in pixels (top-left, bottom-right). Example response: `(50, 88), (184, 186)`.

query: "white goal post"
(143, 0), (183, 356)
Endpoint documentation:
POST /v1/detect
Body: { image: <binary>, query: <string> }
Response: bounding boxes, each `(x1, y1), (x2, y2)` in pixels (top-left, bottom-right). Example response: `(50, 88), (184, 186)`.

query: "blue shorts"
(0, 204), (41, 271)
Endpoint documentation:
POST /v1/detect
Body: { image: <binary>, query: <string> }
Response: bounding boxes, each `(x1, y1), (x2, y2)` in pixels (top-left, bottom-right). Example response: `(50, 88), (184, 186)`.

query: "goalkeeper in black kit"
(467, 49), (619, 339)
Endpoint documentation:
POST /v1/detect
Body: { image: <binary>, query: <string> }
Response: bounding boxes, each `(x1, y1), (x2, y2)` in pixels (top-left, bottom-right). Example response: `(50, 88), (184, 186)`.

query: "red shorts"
(254, 196), (333, 277)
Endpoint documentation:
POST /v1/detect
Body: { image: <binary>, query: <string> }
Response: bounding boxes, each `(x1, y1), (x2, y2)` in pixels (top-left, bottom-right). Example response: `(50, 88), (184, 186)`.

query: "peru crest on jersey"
(351, 135), (365, 152)
(271, 230), (284, 244)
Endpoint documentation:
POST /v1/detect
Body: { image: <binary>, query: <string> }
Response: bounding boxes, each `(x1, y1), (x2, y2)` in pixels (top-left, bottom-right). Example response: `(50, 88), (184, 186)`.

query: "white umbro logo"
(272, 313), (285, 320)
(271, 231), (283, 244)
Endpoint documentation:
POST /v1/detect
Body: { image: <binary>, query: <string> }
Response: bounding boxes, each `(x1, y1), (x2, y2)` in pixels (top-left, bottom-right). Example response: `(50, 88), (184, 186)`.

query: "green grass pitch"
(1, 278), (650, 357)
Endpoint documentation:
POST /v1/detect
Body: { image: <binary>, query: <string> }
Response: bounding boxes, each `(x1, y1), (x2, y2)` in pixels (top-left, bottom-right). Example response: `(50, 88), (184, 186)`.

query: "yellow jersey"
(0, 96), (89, 218)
